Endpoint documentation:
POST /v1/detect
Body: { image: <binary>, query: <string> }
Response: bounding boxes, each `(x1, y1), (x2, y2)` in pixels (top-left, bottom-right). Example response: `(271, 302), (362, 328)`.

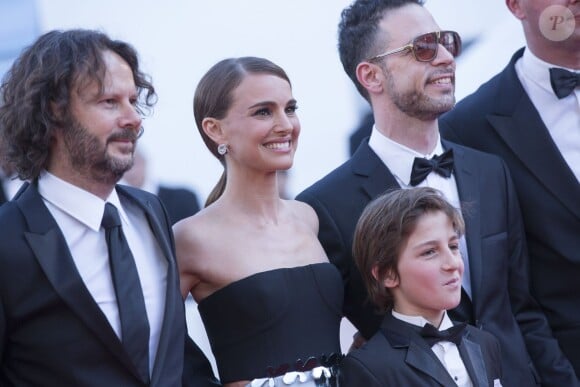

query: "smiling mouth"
(432, 77), (452, 85)
(264, 140), (291, 150)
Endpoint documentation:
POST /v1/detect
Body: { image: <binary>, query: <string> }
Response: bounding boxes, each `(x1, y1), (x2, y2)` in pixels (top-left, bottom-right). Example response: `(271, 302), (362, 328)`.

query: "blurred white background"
(0, 0), (524, 200)
(1, 0), (525, 378)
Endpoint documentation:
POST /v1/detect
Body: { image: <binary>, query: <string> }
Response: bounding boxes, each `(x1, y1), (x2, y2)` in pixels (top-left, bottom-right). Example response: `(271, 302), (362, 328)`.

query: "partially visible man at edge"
(441, 0), (580, 376)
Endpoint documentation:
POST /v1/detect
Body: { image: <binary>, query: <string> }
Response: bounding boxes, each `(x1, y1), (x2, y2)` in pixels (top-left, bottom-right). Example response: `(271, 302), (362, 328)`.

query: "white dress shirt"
(368, 128), (472, 297)
(38, 171), (168, 374)
(515, 48), (580, 183)
(392, 310), (473, 387)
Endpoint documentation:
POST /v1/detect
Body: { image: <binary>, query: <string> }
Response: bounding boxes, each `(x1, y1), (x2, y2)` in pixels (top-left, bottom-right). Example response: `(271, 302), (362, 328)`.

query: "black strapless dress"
(198, 263), (343, 384)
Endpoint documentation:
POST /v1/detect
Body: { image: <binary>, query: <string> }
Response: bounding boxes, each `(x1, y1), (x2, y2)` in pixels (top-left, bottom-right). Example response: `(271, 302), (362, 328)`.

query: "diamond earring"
(217, 143), (228, 155)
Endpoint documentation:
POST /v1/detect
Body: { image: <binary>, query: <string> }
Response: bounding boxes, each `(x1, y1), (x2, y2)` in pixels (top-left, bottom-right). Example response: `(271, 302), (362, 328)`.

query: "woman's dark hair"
(193, 57), (291, 207)
(0, 29), (156, 180)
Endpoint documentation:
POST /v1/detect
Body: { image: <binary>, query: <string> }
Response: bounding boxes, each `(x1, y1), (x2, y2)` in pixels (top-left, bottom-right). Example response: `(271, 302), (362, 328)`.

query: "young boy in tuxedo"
(339, 187), (502, 386)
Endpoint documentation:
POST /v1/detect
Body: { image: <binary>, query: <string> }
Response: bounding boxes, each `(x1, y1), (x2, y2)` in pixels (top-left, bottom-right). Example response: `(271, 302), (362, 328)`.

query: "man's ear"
(202, 117), (225, 144)
(50, 100), (64, 125)
(506, 0), (525, 20)
(48, 101), (65, 142)
(372, 265), (399, 288)
(356, 61), (384, 96)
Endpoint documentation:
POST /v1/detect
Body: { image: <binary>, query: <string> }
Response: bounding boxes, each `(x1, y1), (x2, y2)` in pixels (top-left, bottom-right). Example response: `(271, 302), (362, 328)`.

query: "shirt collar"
(38, 170), (128, 231)
(520, 48), (576, 96)
(368, 125), (444, 186)
(392, 309), (453, 330)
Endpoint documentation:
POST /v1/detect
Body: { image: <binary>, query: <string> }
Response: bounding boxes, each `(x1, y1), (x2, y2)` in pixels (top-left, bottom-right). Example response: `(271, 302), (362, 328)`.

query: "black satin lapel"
(352, 141), (400, 199)
(381, 316), (457, 385)
(444, 142), (482, 309)
(118, 187), (178, 382)
(459, 337), (489, 387)
(18, 184), (143, 378)
(488, 103), (580, 220)
(147, 201), (178, 383)
(362, 164), (400, 200)
(25, 230), (128, 355)
(0, 179), (7, 204)
(406, 341), (457, 385)
(117, 186), (175, 266)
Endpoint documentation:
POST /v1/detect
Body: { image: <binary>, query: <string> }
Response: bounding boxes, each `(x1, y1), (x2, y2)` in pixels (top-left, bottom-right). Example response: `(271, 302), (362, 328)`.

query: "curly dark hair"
(338, 0), (424, 101)
(0, 29), (156, 180)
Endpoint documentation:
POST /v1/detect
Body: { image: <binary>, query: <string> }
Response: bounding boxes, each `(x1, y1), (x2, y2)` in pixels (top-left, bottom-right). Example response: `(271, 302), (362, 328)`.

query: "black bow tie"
(420, 322), (467, 347)
(550, 67), (580, 99)
(410, 149), (454, 187)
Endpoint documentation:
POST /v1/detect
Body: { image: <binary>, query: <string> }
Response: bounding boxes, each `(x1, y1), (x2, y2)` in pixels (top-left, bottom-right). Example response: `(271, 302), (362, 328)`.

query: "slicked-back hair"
(338, 0), (424, 101)
(352, 187), (465, 313)
(193, 57), (291, 207)
(0, 29), (156, 180)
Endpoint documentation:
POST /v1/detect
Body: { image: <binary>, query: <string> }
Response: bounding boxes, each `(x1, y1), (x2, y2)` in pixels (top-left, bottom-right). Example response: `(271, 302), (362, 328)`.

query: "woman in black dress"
(173, 57), (343, 387)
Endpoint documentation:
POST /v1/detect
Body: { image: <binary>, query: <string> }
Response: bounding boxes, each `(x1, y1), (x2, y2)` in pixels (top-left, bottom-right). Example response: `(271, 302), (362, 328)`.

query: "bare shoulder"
(286, 199), (319, 233)
(173, 210), (208, 248)
(173, 206), (230, 298)
(173, 207), (222, 270)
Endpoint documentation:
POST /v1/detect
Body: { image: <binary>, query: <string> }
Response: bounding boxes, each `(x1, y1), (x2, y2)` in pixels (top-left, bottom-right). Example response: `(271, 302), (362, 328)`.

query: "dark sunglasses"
(368, 30), (462, 63)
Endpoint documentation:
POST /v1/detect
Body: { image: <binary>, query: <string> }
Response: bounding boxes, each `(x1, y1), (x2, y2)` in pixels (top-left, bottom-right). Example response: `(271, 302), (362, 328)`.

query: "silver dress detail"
(247, 365), (337, 387)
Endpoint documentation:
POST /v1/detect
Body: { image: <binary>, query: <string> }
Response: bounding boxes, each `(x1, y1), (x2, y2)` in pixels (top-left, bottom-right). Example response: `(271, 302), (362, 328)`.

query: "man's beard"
(384, 68), (455, 121)
(63, 117), (136, 185)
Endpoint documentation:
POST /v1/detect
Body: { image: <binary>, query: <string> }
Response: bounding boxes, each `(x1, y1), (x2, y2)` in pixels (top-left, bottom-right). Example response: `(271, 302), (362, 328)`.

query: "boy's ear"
(372, 265), (399, 288)
(202, 117), (225, 144)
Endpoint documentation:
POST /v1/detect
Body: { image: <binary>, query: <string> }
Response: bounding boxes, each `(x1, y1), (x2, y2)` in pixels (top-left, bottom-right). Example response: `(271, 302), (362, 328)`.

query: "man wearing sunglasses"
(297, 0), (578, 386)
(440, 0), (580, 378)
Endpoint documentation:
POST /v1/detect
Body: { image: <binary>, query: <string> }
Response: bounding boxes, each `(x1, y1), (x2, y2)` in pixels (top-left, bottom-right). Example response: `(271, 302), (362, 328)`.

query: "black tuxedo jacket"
(297, 139), (577, 386)
(440, 47), (580, 378)
(157, 186), (200, 225)
(0, 182), (218, 386)
(0, 185), (6, 205)
(340, 314), (502, 386)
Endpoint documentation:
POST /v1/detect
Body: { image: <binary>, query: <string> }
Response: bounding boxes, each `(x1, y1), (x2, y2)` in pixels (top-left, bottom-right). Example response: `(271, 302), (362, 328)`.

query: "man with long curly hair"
(0, 29), (217, 387)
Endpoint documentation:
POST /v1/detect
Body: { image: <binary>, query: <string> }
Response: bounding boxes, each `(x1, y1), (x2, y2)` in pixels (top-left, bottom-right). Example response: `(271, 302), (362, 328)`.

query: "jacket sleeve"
(182, 336), (221, 387)
(339, 355), (383, 387)
(0, 295), (5, 366)
(501, 161), (579, 386)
